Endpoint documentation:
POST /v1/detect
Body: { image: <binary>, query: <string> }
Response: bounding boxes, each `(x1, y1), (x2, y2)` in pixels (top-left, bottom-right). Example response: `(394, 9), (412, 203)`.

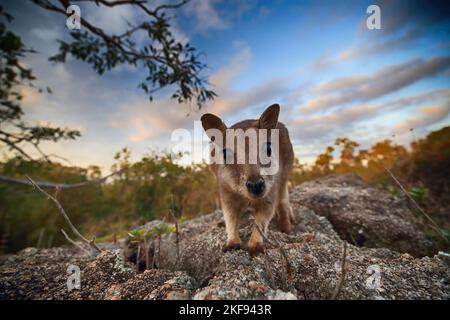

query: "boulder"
(291, 174), (436, 257)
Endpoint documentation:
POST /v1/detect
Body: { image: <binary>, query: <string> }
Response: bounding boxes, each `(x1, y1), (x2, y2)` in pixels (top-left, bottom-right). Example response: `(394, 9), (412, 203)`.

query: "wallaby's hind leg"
(276, 183), (293, 234)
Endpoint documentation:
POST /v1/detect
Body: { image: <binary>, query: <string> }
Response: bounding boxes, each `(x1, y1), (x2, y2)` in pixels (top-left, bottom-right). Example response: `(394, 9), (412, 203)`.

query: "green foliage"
(128, 222), (176, 243)
(35, 0), (216, 109)
(408, 187), (430, 205)
(0, 150), (217, 253)
(0, 158), (106, 253)
(409, 127), (450, 197)
(2, 1), (217, 163)
(442, 229), (450, 241)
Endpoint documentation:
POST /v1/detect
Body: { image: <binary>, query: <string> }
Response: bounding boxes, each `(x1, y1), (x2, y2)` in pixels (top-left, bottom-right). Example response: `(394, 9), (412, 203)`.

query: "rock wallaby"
(200, 104), (294, 256)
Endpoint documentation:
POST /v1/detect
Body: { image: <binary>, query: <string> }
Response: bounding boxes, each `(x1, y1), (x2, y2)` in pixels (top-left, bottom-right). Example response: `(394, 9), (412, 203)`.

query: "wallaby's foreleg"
(248, 206), (275, 256)
(222, 202), (241, 251)
(276, 183), (293, 234)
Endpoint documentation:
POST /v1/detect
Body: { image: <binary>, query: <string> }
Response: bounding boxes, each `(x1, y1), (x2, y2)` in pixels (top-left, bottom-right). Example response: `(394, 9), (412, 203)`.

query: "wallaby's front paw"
(223, 241), (242, 252)
(279, 220), (293, 234)
(248, 241), (265, 257)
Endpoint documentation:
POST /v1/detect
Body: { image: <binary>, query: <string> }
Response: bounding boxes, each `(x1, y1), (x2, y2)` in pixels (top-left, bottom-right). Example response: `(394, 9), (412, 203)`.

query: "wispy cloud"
(309, 0), (450, 73)
(83, 2), (135, 35)
(392, 104), (450, 134)
(209, 45), (251, 89)
(111, 44), (290, 143)
(302, 56), (450, 113)
(183, 0), (227, 32)
(289, 88), (450, 155)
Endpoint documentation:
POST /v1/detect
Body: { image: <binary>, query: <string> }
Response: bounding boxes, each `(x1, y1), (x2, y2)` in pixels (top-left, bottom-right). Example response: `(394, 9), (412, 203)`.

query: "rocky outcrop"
(0, 247), (195, 300)
(154, 204), (449, 299)
(1, 175), (449, 300)
(292, 174), (436, 257)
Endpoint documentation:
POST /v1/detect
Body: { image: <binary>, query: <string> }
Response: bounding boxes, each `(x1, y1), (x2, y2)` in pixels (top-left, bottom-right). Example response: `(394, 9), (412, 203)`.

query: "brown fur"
(201, 104), (294, 256)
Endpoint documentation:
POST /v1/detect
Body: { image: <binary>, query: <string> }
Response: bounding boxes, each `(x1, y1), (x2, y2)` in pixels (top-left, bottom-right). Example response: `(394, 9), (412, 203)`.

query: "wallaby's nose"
(246, 176), (265, 196)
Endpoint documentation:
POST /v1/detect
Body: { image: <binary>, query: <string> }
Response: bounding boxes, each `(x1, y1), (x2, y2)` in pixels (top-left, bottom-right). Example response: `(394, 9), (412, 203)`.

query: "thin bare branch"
(153, 0), (190, 14)
(26, 175), (102, 254)
(169, 195), (180, 265)
(331, 241), (348, 300)
(0, 136), (35, 161)
(384, 166), (445, 239)
(145, 237), (152, 270)
(0, 168), (125, 189)
(61, 229), (92, 256)
(136, 244), (141, 271)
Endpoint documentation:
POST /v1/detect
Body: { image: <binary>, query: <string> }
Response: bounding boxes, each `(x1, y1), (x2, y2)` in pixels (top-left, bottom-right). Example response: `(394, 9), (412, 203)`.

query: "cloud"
(289, 92), (450, 163)
(309, 30), (421, 73)
(207, 77), (289, 117)
(314, 75), (366, 95)
(291, 89), (450, 145)
(83, 3), (135, 35)
(110, 101), (178, 143)
(302, 56), (450, 113)
(209, 46), (251, 89)
(309, 1), (450, 73)
(392, 104), (450, 134)
(206, 45), (289, 117)
(31, 27), (62, 43)
(169, 20), (190, 45)
(183, 0), (227, 32)
(20, 86), (44, 108)
(337, 30), (420, 63)
(110, 45), (290, 143)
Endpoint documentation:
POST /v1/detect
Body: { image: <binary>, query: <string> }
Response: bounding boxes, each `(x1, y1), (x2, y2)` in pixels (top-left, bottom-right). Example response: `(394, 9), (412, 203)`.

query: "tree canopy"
(32, 0), (216, 107)
(0, 6), (81, 161)
(1, 1), (216, 161)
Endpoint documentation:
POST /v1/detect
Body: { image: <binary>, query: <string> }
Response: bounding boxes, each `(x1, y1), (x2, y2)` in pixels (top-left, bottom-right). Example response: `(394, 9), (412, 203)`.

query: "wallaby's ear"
(259, 104), (280, 129)
(201, 113), (227, 142)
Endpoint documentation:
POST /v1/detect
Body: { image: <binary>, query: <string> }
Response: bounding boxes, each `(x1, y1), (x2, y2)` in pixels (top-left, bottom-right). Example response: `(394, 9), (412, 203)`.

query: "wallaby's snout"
(246, 175), (265, 196)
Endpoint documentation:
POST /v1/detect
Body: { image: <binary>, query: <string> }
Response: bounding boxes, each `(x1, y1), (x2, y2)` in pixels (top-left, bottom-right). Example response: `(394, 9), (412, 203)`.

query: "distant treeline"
(1, 126), (449, 253)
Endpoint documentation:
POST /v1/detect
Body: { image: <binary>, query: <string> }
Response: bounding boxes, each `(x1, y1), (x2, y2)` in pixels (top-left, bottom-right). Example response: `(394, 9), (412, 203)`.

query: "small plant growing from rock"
(128, 222), (176, 270)
(152, 223), (176, 268)
(408, 187), (430, 206)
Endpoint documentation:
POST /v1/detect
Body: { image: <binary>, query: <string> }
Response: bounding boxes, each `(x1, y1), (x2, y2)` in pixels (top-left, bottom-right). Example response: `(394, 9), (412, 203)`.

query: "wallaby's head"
(201, 104), (282, 200)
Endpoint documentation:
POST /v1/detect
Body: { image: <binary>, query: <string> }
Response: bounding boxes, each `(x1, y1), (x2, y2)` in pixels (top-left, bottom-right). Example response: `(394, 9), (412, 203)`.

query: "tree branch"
(61, 228), (92, 256)
(25, 175), (102, 254)
(31, 0), (215, 108)
(0, 168), (125, 189)
(0, 136), (35, 161)
(331, 241), (348, 300)
(384, 166), (445, 238)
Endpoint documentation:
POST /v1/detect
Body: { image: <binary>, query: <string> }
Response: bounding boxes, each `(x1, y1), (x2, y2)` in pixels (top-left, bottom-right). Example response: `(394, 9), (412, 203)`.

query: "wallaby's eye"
(223, 148), (233, 164)
(265, 142), (272, 157)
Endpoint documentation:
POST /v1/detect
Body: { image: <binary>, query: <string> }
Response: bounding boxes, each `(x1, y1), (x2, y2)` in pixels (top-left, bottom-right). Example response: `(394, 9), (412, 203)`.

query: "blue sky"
(3, 0), (450, 171)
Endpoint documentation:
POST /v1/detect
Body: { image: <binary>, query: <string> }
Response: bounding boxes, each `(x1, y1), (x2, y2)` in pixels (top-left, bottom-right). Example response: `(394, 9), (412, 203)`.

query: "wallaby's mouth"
(245, 176), (265, 196)
(244, 187), (269, 201)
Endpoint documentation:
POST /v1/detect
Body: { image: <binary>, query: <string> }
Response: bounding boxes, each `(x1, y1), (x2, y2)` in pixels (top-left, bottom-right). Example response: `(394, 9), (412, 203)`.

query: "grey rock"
(291, 174), (436, 257)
